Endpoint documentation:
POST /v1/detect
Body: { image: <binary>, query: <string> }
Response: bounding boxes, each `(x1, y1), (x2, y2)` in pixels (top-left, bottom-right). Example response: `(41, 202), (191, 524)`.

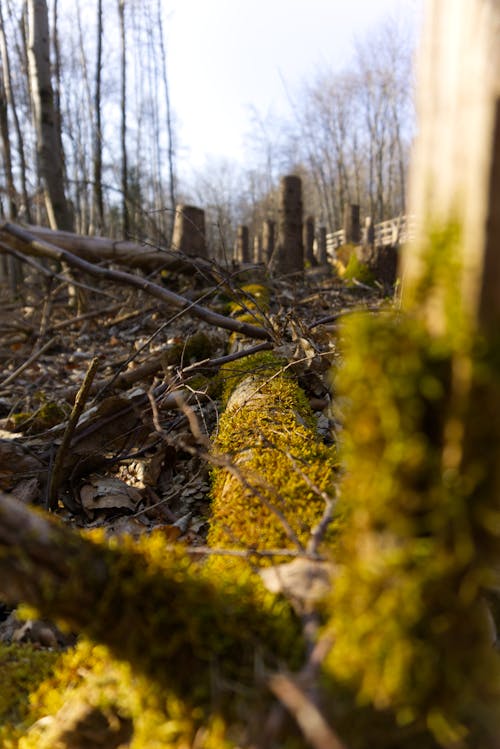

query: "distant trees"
(0, 2), (414, 256)
(0, 0), (177, 240)
(281, 17), (414, 229)
(184, 16), (415, 260)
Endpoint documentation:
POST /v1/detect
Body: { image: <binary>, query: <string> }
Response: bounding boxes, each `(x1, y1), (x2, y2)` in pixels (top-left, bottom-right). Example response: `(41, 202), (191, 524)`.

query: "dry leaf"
(80, 475), (142, 514)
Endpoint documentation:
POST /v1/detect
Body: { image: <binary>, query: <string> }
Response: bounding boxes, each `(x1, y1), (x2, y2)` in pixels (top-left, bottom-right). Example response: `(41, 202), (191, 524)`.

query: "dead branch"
(0, 335), (60, 387)
(48, 356), (101, 509)
(23, 223), (215, 274)
(0, 222), (272, 341)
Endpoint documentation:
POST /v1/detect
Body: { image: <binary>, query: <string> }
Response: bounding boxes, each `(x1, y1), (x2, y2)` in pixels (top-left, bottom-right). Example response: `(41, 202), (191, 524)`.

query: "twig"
(180, 341), (273, 374)
(0, 242), (117, 299)
(267, 673), (348, 749)
(51, 302), (125, 330)
(48, 356), (100, 510)
(0, 335), (60, 387)
(0, 222), (272, 341)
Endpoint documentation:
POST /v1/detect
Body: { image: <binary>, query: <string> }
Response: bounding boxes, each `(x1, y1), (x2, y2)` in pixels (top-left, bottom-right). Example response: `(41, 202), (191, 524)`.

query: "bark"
(0, 0), (31, 221)
(118, 0), (129, 236)
(8, 223), (214, 273)
(27, 0), (73, 231)
(92, 0), (104, 233)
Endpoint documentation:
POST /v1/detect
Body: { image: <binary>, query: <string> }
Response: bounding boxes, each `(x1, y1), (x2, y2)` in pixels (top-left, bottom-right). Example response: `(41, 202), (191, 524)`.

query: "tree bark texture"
(27, 0), (73, 231)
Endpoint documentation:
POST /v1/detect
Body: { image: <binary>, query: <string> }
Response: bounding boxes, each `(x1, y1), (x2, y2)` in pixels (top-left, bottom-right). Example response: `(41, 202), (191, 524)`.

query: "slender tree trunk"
(27, 0), (73, 231)
(0, 68), (22, 289)
(51, 0), (67, 193)
(157, 0), (176, 235)
(0, 0), (31, 221)
(118, 0), (129, 236)
(92, 0), (104, 233)
(0, 72), (16, 219)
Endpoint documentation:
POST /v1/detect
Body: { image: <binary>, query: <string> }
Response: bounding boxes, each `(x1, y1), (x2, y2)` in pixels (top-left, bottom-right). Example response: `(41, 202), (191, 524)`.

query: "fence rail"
(326, 214), (415, 257)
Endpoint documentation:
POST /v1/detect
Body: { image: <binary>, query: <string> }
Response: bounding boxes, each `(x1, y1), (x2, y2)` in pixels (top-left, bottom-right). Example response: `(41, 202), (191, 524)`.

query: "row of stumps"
(171, 175), (337, 272)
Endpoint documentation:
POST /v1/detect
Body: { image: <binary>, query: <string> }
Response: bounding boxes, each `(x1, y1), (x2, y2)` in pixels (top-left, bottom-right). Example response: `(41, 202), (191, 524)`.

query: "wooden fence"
(326, 214), (415, 257)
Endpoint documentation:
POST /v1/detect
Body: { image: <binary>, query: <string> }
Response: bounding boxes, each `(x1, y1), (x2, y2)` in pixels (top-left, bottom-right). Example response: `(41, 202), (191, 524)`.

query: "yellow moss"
(227, 283), (271, 314)
(3, 527), (304, 748)
(208, 353), (338, 563)
(0, 642), (60, 747)
(9, 401), (68, 433)
(343, 254), (375, 286)
(324, 310), (500, 746)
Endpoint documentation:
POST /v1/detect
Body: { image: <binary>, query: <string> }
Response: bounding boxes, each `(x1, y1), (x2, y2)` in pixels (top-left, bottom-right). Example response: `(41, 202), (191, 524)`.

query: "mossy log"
(0, 491), (304, 747)
(0, 338), (340, 747)
(208, 351), (337, 559)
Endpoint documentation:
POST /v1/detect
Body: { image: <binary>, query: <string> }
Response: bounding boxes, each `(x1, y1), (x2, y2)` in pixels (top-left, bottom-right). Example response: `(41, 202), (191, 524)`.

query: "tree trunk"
(0, 0), (31, 221)
(327, 2), (500, 745)
(26, 0), (73, 232)
(156, 0), (176, 235)
(118, 0), (129, 237)
(92, 0), (104, 234)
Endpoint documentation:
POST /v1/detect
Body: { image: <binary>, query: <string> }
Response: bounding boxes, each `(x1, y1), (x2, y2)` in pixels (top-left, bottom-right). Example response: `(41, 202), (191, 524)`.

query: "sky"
(164, 0), (423, 178)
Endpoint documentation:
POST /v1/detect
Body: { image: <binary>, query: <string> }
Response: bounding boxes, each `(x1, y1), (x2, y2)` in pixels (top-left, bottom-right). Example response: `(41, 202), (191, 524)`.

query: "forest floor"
(0, 256), (392, 642)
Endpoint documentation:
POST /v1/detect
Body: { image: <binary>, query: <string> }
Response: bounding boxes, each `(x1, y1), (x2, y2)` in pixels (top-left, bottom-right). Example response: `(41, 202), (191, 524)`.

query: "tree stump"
(343, 203), (360, 245)
(317, 225), (328, 265)
(270, 175), (304, 275)
(171, 204), (207, 257)
(262, 218), (275, 263)
(235, 224), (250, 263)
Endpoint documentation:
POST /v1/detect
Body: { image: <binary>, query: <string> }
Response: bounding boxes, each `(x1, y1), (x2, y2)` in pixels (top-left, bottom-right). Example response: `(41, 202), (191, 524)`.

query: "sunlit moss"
(0, 642), (60, 747)
(324, 307), (500, 746)
(208, 352), (338, 562)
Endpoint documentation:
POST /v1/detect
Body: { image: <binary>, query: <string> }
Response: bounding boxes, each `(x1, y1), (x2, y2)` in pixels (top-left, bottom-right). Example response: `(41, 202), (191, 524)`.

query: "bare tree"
(26, 0), (73, 231)
(118, 0), (129, 236)
(0, 0), (30, 220)
(92, 0), (104, 233)
(0, 61), (16, 219)
(156, 0), (176, 227)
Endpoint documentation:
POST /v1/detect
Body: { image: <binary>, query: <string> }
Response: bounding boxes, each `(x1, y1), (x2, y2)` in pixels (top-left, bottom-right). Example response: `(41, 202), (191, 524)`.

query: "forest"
(0, 1), (500, 748)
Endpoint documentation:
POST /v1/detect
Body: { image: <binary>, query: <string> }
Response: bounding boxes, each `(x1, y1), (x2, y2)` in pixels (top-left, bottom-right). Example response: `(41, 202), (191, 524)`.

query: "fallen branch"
(0, 335), (60, 388)
(0, 222), (272, 341)
(23, 223), (214, 274)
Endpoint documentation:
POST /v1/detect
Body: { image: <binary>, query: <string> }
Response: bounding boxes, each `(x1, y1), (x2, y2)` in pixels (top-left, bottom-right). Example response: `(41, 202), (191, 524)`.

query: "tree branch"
(0, 222), (272, 341)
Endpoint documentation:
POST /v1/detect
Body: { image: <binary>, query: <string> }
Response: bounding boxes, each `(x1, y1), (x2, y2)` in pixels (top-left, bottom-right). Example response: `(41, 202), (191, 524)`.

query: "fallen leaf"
(80, 475), (142, 514)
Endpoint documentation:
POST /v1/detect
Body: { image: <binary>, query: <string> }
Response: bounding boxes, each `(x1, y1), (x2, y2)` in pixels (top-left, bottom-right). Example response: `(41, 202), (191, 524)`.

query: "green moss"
(2, 527), (304, 747)
(227, 283), (271, 314)
(219, 351), (288, 406)
(324, 310), (500, 746)
(407, 223), (464, 336)
(9, 401), (68, 433)
(343, 253), (375, 286)
(209, 353), (338, 562)
(163, 331), (215, 366)
(0, 642), (60, 746)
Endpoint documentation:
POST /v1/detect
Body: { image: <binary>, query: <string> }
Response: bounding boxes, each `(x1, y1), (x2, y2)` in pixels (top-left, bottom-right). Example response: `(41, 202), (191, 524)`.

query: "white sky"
(164, 0), (423, 177)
